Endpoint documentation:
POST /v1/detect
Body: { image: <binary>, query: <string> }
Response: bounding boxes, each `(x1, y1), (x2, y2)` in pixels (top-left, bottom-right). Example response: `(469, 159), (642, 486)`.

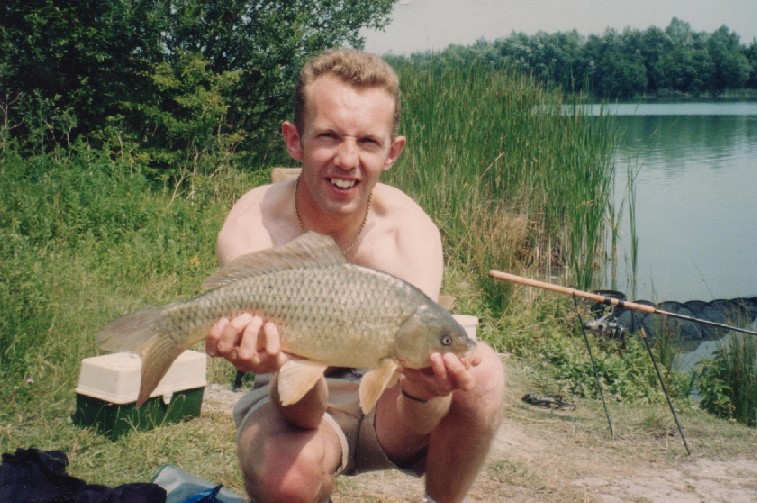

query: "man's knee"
(452, 343), (505, 426)
(239, 421), (337, 503)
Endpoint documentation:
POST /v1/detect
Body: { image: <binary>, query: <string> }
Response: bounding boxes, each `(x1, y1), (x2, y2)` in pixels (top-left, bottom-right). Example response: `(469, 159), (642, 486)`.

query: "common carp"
(97, 232), (476, 413)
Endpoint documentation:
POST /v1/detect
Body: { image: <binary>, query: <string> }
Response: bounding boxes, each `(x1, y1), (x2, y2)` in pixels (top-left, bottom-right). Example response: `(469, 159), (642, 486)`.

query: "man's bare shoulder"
(375, 184), (439, 240)
(364, 184), (443, 299)
(216, 181), (296, 264)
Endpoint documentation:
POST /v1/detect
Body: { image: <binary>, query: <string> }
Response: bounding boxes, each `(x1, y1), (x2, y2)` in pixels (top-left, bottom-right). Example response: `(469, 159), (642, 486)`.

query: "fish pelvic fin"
(359, 359), (399, 414)
(137, 334), (183, 407)
(276, 359), (329, 406)
(96, 306), (164, 352)
(202, 232), (346, 290)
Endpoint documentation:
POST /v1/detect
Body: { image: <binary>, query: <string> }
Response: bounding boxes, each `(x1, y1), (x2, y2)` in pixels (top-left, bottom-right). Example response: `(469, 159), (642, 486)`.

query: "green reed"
(386, 58), (616, 311)
(698, 333), (757, 426)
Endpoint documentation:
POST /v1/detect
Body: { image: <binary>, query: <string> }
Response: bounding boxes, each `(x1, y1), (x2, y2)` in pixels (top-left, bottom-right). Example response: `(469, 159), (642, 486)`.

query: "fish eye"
(440, 334), (452, 346)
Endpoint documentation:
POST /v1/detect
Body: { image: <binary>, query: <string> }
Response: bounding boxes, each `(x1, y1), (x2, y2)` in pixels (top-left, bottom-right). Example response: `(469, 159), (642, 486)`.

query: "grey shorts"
(233, 371), (426, 477)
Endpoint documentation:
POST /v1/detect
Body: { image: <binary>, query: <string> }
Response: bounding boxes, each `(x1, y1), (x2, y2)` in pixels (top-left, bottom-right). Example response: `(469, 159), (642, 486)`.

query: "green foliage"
(131, 52), (245, 180)
(697, 334), (757, 426)
(0, 0), (394, 166)
(0, 0), (162, 147)
(163, 0), (394, 152)
(697, 360), (736, 420)
(488, 298), (692, 404)
(0, 146), (229, 411)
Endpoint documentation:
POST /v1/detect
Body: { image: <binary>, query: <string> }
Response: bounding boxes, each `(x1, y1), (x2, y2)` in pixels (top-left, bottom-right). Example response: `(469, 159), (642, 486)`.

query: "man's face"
(285, 74), (405, 218)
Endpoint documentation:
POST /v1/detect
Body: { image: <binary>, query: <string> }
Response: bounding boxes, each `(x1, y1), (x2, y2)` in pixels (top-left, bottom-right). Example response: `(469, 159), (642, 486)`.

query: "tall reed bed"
(386, 58), (617, 311)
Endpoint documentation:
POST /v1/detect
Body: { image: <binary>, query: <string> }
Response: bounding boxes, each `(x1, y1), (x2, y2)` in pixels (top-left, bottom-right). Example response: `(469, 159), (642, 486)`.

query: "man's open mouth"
(330, 178), (357, 189)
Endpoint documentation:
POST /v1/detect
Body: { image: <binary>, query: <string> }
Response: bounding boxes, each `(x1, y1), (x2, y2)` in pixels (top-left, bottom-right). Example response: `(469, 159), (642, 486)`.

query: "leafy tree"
(1, 0), (394, 163)
(131, 52), (244, 181)
(156, 0), (394, 161)
(584, 29), (647, 98)
(744, 41), (757, 88)
(638, 26), (672, 95)
(707, 25), (750, 94)
(427, 16), (757, 99)
(0, 0), (164, 149)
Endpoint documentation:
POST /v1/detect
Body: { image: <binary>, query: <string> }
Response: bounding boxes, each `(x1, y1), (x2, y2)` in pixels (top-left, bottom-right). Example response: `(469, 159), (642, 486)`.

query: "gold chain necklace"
(294, 176), (371, 256)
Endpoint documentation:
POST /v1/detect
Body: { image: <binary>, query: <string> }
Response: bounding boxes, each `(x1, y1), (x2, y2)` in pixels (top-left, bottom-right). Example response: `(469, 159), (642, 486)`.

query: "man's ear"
(382, 135), (406, 172)
(281, 121), (303, 161)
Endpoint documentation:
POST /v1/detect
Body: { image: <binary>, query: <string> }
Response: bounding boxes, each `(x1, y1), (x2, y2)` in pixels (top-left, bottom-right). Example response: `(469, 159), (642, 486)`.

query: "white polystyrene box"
(76, 350), (207, 404)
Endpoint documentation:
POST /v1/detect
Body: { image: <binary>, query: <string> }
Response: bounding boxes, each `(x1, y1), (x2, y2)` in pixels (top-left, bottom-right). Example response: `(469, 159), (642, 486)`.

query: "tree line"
(395, 17), (757, 99)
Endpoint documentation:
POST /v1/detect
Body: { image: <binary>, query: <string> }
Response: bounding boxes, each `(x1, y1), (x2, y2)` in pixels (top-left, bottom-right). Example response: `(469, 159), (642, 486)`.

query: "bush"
(698, 334), (757, 426)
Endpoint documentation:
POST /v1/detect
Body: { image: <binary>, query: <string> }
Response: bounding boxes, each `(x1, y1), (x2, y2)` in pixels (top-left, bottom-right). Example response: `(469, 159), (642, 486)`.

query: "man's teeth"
(331, 179), (356, 189)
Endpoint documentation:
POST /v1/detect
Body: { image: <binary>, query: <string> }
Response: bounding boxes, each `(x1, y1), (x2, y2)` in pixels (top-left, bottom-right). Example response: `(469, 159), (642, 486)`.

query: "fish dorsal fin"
(202, 232), (346, 290)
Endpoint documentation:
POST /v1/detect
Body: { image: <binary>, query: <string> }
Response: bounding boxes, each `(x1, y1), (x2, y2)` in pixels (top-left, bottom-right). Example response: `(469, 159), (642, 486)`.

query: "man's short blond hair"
(294, 50), (401, 137)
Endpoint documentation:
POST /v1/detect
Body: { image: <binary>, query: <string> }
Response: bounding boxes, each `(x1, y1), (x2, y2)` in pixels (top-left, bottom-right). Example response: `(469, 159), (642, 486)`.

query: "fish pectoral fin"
(277, 360), (329, 406)
(359, 359), (399, 414)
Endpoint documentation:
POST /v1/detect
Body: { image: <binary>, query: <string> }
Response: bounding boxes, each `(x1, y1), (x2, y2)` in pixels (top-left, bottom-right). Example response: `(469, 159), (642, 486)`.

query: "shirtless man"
(205, 50), (505, 503)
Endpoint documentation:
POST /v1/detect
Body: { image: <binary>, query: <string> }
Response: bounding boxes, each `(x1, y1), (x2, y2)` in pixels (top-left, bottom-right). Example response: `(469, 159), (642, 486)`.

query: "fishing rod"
(489, 270), (757, 336)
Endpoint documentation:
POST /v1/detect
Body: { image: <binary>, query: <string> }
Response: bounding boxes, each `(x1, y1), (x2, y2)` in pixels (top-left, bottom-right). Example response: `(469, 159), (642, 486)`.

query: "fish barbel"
(96, 232), (476, 412)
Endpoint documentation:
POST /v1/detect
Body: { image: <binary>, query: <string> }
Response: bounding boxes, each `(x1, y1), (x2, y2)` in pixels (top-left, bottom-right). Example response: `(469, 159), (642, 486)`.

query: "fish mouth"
(463, 341), (478, 362)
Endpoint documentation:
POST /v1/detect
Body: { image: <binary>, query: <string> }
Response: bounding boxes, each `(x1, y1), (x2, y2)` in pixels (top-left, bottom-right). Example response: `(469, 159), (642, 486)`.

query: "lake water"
(589, 101), (757, 370)
(596, 100), (757, 304)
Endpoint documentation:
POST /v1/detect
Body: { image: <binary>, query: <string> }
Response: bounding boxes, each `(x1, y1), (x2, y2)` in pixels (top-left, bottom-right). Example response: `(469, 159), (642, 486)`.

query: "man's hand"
(400, 346), (481, 402)
(392, 347), (481, 435)
(205, 313), (287, 374)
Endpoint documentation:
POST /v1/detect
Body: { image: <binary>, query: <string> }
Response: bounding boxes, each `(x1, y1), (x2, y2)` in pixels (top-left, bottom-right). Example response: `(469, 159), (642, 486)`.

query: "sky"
(362, 0), (757, 55)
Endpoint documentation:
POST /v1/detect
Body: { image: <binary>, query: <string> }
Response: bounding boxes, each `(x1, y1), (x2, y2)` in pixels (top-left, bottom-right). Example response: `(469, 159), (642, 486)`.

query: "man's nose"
(335, 139), (359, 169)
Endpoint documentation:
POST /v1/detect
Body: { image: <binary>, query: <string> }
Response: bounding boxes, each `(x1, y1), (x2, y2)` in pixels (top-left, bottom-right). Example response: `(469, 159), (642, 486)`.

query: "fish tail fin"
(95, 306), (182, 407)
(137, 334), (183, 406)
(96, 307), (165, 352)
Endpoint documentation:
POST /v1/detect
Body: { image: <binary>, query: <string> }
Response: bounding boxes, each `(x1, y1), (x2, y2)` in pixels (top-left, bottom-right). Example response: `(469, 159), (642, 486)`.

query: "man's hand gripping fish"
(96, 232), (476, 413)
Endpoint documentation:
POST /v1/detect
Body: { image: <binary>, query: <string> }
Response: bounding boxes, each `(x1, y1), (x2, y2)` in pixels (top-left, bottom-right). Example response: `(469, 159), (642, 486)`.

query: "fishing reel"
(584, 313), (625, 341)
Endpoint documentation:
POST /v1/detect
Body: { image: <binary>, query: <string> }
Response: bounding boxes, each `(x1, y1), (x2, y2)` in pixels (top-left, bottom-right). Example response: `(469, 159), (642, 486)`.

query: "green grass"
(698, 333), (757, 426)
(0, 147), (248, 411)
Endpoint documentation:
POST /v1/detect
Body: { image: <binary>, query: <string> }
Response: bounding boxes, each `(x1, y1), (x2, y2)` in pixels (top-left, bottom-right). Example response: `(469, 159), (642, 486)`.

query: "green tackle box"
(72, 350), (206, 440)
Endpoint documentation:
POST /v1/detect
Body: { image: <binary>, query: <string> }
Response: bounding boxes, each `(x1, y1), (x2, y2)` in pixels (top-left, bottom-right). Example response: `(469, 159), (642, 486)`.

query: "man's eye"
(360, 137), (381, 147)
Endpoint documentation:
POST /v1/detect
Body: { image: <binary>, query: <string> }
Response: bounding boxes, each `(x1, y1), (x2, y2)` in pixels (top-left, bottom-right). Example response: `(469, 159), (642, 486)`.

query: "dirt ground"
(333, 413), (757, 503)
(203, 354), (757, 503)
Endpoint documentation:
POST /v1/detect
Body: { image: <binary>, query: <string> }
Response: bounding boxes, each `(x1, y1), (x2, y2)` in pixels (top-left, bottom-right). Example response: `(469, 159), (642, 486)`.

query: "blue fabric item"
(182, 484), (223, 502)
(152, 464), (246, 503)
